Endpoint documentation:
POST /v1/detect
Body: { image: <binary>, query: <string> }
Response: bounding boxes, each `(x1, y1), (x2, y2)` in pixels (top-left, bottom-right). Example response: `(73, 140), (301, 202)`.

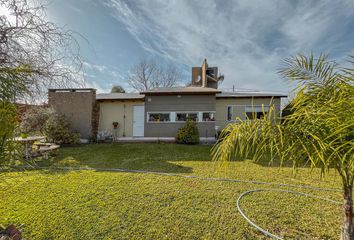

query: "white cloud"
(82, 61), (128, 92)
(83, 61), (107, 72)
(104, 0), (354, 93)
(68, 5), (84, 14)
(85, 79), (107, 93)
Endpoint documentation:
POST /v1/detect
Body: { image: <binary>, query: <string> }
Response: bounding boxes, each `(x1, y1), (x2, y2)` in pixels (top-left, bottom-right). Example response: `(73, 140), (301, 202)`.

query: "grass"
(0, 143), (344, 239)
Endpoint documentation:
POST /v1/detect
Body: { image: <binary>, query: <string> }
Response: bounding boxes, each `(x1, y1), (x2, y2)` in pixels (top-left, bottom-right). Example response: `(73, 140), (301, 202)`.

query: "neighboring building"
(48, 59), (287, 140)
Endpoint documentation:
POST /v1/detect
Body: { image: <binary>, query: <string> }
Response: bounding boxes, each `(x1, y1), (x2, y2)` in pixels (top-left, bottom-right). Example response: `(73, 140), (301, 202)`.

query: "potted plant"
(112, 121), (119, 129)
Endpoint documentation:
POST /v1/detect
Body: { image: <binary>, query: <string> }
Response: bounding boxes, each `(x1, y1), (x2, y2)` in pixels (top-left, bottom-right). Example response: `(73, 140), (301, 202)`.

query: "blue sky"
(46, 0), (354, 94)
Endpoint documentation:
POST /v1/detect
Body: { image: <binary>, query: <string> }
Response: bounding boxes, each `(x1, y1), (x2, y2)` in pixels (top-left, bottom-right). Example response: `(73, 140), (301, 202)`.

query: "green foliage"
(20, 107), (80, 144)
(212, 53), (354, 239)
(44, 113), (80, 145)
(110, 85), (126, 93)
(0, 102), (19, 164)
(176, 120), (200, 144)
(213, 53), (354, 177)
(0, 65), (34, 102)
(20, 107), (54, 134)
(281, 101), (294, 120)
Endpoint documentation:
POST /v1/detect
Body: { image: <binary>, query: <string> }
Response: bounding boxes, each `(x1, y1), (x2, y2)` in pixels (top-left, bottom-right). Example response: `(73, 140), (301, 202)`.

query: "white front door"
(133, 105), (144, 137)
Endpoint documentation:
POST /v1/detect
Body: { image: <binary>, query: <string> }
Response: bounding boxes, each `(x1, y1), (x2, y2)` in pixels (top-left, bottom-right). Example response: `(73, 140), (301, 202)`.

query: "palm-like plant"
(212, 53), (354, 240)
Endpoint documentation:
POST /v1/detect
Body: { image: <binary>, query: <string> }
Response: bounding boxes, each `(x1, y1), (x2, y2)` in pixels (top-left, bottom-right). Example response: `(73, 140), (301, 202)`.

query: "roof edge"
(216, 94), (288, 98)
(140, 87), (221, 95)
(48, 88), (96, 92)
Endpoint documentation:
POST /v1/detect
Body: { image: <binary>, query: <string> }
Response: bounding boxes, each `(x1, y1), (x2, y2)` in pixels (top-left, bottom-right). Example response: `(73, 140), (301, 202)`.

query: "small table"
(14, 136), (46, 161)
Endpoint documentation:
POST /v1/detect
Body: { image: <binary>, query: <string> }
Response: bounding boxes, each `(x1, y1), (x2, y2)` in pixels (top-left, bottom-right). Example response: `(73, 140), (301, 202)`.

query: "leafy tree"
(0, 66), (33, 102)
(111, 85), (126, 93)
(0, 102), (18, 165)
(212, 53), (354, 240)
(127, 59), (180, 92)
(0, 0), (83, 166)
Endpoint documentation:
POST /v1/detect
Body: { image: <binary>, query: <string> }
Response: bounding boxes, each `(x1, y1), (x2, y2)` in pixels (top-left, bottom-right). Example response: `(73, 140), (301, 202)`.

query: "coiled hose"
(15, 166), (342, 239)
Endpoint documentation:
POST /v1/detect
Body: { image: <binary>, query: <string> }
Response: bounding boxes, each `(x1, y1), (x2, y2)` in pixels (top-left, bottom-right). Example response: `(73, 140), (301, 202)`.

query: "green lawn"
(0, 143), (343, 239)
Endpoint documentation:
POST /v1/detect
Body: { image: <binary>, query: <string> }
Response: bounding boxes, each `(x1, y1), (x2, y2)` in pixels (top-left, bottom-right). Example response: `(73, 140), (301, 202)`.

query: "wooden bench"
(35, 143), (52, 147)
(35, 144), (60, 159)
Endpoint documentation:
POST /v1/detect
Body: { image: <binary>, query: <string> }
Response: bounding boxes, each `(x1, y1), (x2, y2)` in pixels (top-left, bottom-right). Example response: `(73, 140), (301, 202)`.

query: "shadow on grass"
(230, 152), (311, 169)
(18, 143), (213, 174)
(5, 143), (316, 176)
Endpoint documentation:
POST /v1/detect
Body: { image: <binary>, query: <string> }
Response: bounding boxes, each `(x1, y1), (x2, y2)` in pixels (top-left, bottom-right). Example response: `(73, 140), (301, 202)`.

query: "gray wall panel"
(144, 95), (216, 137)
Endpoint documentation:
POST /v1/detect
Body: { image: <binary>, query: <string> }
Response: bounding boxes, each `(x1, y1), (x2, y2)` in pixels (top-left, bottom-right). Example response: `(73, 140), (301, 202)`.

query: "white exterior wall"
(215, 97), (282, 129)
(98, 100), (144, 137)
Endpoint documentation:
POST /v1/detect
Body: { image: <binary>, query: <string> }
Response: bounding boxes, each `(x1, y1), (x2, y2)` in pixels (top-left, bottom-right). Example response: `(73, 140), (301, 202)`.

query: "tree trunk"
(341, 184), (354, 240)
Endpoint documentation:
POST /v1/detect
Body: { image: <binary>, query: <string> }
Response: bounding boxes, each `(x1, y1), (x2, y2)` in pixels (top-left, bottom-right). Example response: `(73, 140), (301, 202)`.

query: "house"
(48, 59), (287, 140)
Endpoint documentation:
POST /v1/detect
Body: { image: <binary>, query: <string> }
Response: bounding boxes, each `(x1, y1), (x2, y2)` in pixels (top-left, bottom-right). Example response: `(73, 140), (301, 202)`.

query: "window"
(202, 112), (215, 121)
(176, 113), (187, 121)
(227, 106), (232, 121)
(148, 113), (170, 122)
(245, 111), (267, 119)
(176, 112), (198, 122)
(187, 113), (198, 121)
(245, 106), (269, 120)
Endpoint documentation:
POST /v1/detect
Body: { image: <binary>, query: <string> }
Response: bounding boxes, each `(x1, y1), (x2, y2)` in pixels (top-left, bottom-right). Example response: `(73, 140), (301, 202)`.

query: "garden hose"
(236, 189), (341, 240)
(13, 166), (343, 239)
(24, 166), (341, 192)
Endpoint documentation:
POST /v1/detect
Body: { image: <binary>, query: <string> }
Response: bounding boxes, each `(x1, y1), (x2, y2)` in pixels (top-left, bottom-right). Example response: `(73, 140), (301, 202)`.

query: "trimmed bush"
(175, 120), (199, 144)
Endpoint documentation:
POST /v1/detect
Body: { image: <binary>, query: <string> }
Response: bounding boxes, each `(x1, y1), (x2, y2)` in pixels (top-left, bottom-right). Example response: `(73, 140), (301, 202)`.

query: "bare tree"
(0, 0), (84, 102)
(127, 59), (179, 92)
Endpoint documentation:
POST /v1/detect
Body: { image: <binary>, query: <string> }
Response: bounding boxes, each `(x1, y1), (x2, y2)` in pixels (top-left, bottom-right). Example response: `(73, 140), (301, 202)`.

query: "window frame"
(227, 106), (233, 121)
(147, 112), (171, 123)
(244, 105), (270, 120)
(146, 111), (217, 123)
(175, 111), (199, 122)
(201, 111), (216, 122)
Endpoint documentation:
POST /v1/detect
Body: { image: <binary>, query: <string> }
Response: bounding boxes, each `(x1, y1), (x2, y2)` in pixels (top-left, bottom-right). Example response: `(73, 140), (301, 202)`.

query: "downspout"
(123, 104), (126, 137)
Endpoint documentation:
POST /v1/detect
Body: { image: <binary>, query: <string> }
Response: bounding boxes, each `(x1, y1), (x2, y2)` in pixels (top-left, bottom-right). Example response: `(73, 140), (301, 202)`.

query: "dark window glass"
(202, 112), (215, 121)
(187, 113), (198, 121)
(176, 113), (187, 121)
(227, 106), (232, 121)
(245, 112), (267, 120)
(176, 113), (198, 122)
(148, 113), (170, 122)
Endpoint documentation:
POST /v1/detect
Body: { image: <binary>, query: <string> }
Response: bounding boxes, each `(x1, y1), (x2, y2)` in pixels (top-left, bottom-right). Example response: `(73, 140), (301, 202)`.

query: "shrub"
(20, 107), (54, 134)
(175, 120), (200, 144)
(44, 113), (80, 144)
(20, 106), (80, 144)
